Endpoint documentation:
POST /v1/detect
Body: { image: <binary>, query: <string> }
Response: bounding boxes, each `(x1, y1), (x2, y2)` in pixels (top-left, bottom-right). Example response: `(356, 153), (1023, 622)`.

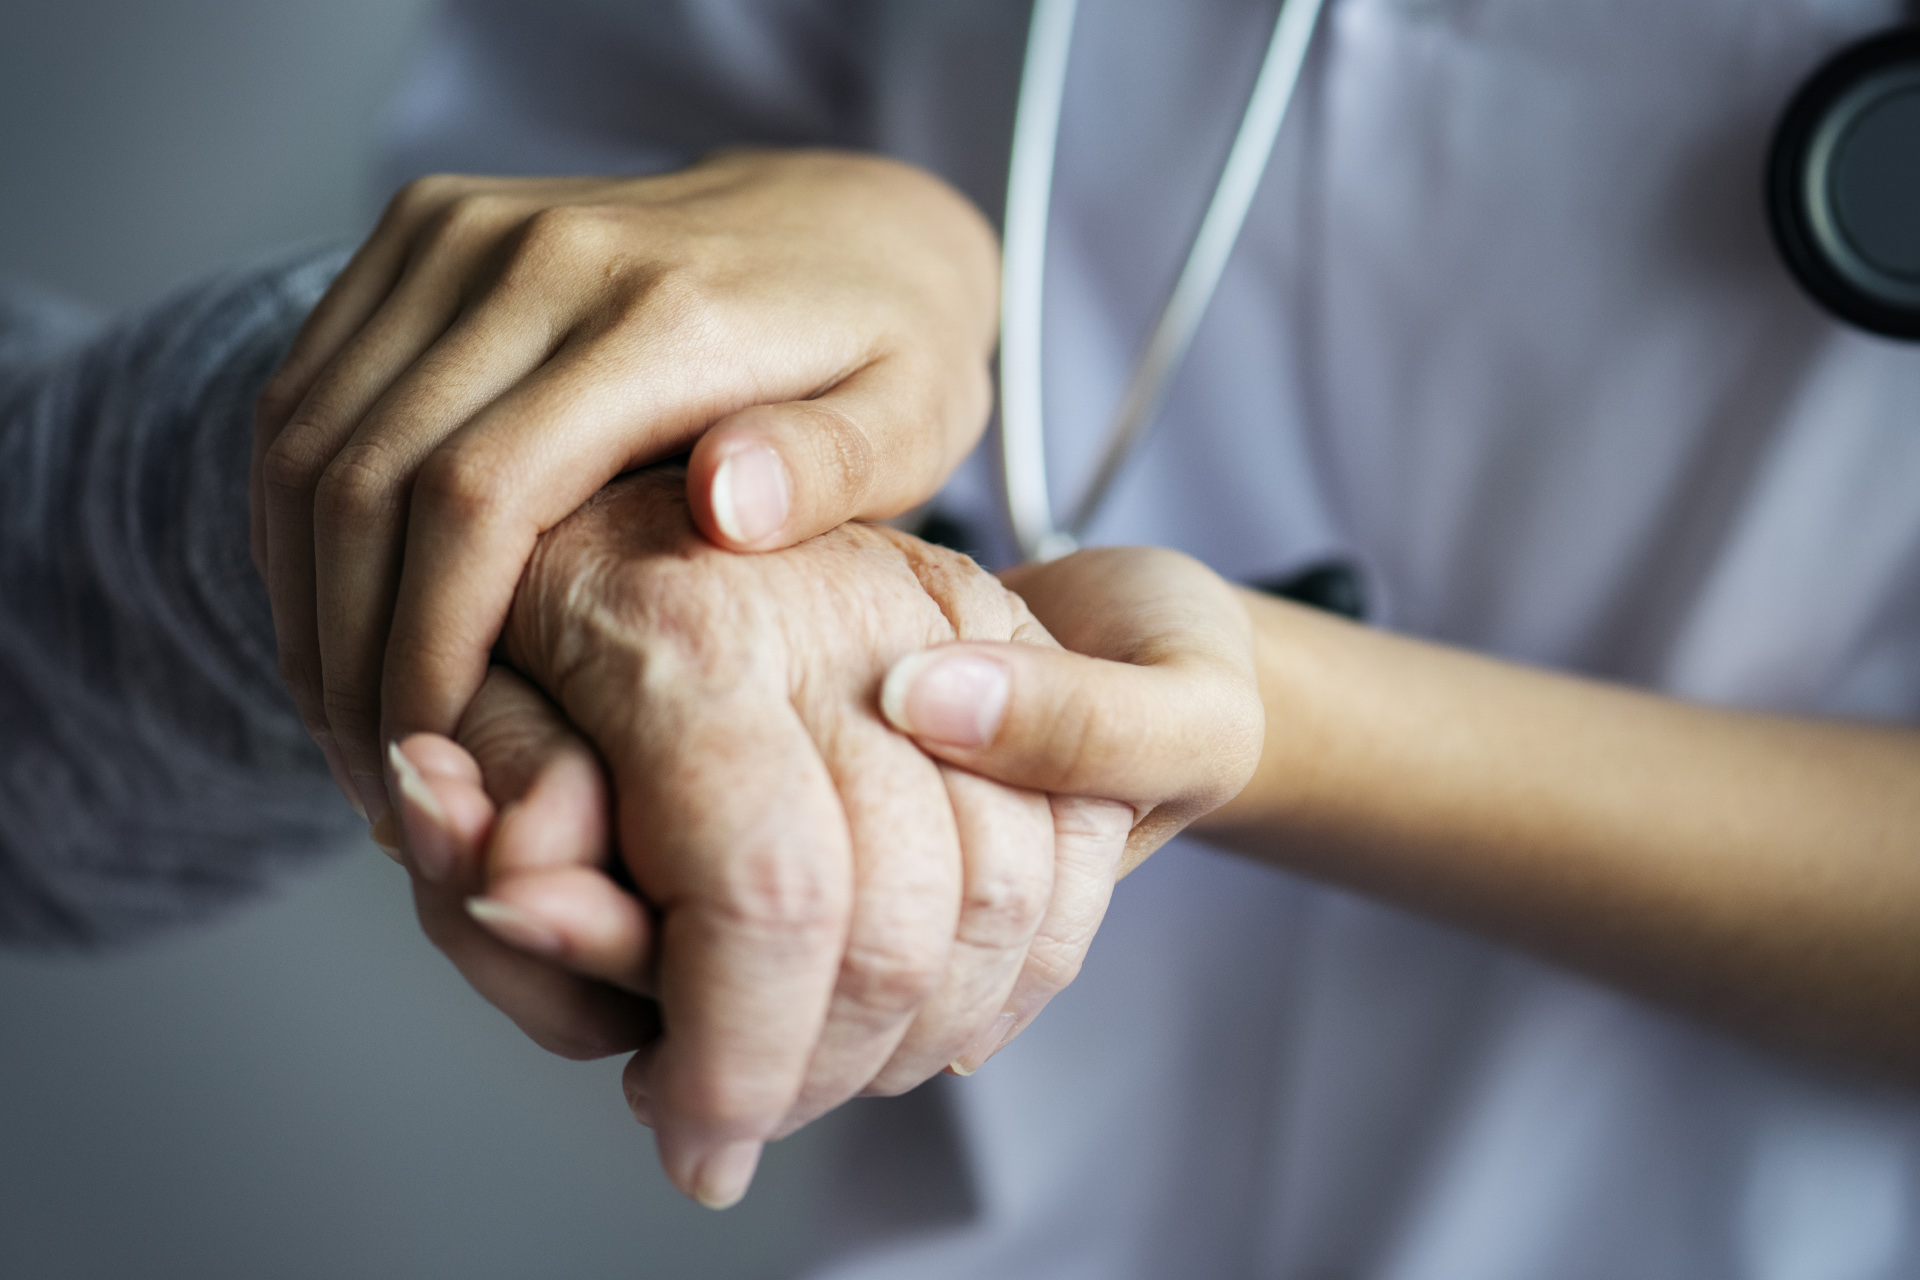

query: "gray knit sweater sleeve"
(0, 248), (363, 948)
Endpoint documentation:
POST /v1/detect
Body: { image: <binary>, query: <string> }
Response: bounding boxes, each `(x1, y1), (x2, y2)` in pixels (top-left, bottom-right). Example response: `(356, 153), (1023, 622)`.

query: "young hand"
(882, 547), (1264, 873)
(249, 149), (1000, 826)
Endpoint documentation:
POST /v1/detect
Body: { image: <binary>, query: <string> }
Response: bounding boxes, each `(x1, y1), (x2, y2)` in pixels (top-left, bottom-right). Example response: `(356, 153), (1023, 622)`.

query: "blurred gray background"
(0, 3), (834, 1275)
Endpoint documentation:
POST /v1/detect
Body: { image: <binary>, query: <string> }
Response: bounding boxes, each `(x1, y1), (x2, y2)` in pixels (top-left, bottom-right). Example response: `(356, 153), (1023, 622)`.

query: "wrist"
(1188, 589), (1349, 847)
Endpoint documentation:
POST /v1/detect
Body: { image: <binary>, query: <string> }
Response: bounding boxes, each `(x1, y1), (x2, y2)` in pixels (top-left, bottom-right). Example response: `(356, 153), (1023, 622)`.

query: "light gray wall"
(0, 5), (831, 1275)
(0, 0), (423, 310)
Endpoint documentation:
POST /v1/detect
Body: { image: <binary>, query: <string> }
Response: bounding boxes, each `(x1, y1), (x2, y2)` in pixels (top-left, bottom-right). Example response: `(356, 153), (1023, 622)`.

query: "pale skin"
(262, 146), (1920, 1209)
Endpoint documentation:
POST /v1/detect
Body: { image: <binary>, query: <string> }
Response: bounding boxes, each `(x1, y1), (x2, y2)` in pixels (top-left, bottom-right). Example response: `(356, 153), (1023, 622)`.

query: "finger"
(686, 355), (975, 553)
(313, 293), (567, 825)
(596, 688), (852, 1211)
(449, 670), (656, 993)
(255, 177), (473, 437)
(389, 665), (606, 879)
(389, 732), (492, 884)
(251, 205), (422, 577)
(415, 871), (656, 1062)
(859, 764), (1053, 1100)
(460, 667), (613, 879)
(772, 719), (963, 1137)
(259, 257), (475, 816)
(389, 732), (653, 1061)
(950, 794), (1131, 1075)
(435, 667), (650, 987)
(477, 867), (657, 996)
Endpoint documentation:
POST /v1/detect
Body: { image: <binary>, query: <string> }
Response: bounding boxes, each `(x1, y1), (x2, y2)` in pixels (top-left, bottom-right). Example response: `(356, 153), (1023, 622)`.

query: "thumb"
(685, 358), (974, 551)
(879, 641), (1261, 819)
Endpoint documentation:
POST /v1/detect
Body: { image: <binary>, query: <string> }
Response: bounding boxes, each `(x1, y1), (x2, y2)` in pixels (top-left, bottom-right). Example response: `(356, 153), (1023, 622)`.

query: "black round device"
(1768, 26), (1920, 340)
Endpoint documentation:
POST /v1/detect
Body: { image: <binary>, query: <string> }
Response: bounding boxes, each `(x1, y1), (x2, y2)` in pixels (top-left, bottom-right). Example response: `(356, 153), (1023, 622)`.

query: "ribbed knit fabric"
(0, 249), (360, 948)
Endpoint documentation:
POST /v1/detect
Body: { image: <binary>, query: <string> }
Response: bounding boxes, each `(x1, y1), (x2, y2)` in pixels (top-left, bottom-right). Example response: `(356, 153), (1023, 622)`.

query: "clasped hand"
(388, 470), (1259, 1208)
(252, 147), (1261, 1208)
(250, 149), (1001, 828)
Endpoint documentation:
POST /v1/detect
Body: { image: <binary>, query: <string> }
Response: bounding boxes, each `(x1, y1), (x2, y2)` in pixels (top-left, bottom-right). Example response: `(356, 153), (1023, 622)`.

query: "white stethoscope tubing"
(998, 0), (1328, 563)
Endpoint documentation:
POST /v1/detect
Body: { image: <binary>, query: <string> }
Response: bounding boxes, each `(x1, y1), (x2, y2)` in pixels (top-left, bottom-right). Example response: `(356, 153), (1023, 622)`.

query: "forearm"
(0, 252), (359, 947)
(1197, 589), (1920, 1074)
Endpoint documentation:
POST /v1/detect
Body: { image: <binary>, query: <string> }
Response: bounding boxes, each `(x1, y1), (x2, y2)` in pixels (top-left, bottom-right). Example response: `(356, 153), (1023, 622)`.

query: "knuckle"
(636, 266), (707, 318)
(390, 173), (465, 221)
(415, 191), (514, 258)
(1054, 794), (1137, 845)
(837, 931), (943, 1018)
(443, 190), (510, 234)
(254, 372), (305, 429)
(674, 1067), (786, 1136)
(260, 423), (334, 501)
(517, 204), (612, 265)
(611, 266), (724, 341)
(1019, 932), (1088, 999)
(313, 441), (404, 529)
(708, 847), (846, 941)
(957, 865), (1049, 950)
(319, 682), (379, 740)
(414, 445), (513, 528)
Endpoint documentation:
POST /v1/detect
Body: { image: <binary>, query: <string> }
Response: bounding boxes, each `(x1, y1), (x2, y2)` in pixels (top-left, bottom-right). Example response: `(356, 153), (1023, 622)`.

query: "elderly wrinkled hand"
(391, 469), (1134, 1209)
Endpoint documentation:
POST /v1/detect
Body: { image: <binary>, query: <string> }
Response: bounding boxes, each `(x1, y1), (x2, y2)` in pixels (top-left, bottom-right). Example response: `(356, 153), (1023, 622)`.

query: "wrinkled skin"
(408, 468), (1134, 1205)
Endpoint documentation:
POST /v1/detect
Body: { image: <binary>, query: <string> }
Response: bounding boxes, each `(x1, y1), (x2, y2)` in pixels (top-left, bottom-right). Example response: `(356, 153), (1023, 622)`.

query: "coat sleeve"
(0, 249), (363, 949)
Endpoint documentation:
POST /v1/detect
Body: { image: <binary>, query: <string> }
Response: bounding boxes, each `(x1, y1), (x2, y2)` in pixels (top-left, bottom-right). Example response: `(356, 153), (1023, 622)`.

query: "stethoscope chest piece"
(1769, 27), (1920, 340)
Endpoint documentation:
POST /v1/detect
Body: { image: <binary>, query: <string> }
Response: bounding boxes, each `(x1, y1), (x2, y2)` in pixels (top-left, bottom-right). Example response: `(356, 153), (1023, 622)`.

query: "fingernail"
(881, 652), (1010, 747)
(950, 1010), (1019, 1076)
(710, 446), (790, 546)
(369, 811), (403, 864)
(623, 1076), (656, 1129)
(466, 897), (564, 958)
(691, 1140), (763, 1210)
(387, 741), (454, 881)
